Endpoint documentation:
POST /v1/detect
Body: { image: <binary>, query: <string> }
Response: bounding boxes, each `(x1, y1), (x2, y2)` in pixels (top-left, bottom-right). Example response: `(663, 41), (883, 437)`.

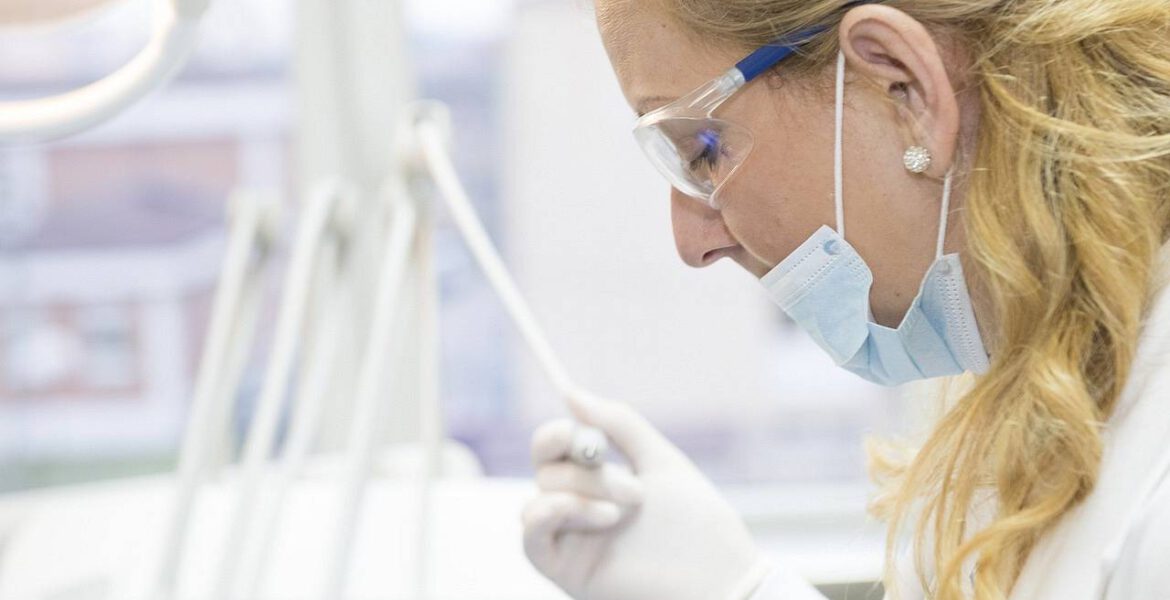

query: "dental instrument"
(147, 189), (280, 600)
(320, 185), (418, 600)
(413, 109), (608, 469)
(211, 183), (356, 600)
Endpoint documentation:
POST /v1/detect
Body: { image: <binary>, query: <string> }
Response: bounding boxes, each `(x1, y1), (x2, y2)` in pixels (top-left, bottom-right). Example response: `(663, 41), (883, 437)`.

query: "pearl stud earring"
(903, 145), (933, 174)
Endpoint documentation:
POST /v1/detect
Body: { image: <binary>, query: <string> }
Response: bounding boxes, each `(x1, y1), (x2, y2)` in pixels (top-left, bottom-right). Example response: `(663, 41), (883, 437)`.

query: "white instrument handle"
(320, 187), (418, 600)
(212, 184), (345, 599)
(147, 190), (277, 600)
(235, 197), (353, 600)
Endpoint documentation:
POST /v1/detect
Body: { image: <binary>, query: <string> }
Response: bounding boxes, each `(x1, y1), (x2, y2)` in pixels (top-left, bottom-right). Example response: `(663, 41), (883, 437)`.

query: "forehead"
(595, 0), (740, 113)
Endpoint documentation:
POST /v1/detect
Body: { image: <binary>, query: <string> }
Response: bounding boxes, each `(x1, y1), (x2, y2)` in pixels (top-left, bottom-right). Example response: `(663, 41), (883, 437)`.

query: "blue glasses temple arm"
(734, 26), (825, 82)
(733, 0), (878, 83)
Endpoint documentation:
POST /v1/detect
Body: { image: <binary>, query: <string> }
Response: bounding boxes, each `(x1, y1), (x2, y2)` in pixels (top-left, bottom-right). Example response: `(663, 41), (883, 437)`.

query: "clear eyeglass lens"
(634, 117), (753, 207)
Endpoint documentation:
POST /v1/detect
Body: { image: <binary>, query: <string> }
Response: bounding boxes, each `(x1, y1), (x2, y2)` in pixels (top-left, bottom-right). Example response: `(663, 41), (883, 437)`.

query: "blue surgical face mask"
(758, 52), (990, 386)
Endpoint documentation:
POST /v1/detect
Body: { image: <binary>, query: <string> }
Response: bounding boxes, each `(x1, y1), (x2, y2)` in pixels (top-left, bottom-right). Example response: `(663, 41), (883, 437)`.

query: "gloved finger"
(565, 391), (677, 472)
(535, 461), (644, 505)
(530, 418), (576, 466)
(567, 425), (608, 468)
(522, 493), (622, 563)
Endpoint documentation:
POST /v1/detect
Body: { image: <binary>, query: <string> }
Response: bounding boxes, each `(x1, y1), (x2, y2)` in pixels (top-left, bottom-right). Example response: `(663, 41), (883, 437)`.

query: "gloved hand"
(522, 392), (771, 600)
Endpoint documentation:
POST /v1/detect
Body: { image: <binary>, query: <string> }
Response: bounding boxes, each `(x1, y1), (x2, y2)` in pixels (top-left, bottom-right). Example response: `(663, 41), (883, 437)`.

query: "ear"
(838, 5), (960, 177)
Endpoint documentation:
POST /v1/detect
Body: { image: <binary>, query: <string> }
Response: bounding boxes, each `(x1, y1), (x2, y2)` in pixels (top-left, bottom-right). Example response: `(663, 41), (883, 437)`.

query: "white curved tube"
(418, 122), (575, 394)
(416, 122), (608, 468)
(237, 237), (347, 600)
(148, 190), (275, 600)
(212, 187), (341, 600)
(0, 2), (204, 142)
(321, 192), (418, 600)
(411, 192), (440, 600)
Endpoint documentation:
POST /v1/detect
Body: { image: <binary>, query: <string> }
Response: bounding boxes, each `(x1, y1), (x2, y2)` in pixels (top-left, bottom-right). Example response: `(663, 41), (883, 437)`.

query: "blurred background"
(0, 0), (911, 495)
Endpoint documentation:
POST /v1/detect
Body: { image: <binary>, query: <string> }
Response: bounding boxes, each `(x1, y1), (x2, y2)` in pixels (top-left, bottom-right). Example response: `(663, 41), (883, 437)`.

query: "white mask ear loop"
(834, 51), (846, 237)
(935, 169), (954, 259)
(836, 49), (954, 259)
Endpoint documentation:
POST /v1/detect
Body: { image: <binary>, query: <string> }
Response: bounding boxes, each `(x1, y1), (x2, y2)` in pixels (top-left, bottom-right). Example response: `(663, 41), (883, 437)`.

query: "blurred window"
(77, 304), (138, 390)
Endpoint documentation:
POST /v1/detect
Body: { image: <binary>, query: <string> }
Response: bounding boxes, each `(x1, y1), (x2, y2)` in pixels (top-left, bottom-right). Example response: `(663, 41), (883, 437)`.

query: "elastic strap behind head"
(834, 51), (846, 237)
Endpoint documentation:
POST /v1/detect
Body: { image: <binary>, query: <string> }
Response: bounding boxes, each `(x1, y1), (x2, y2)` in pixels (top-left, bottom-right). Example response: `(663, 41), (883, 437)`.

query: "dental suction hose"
(412, 104), (607, 468)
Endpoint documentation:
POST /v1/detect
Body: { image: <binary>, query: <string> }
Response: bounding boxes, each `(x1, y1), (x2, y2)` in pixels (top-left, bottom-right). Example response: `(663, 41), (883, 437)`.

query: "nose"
(670, 188), (740, 268)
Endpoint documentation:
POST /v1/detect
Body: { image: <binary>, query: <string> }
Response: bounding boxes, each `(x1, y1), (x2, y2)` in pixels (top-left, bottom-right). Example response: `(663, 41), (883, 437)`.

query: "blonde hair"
(652, 0), (1170, 598)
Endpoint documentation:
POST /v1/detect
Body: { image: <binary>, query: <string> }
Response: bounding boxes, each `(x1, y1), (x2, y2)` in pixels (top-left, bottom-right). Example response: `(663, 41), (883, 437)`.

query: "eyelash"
(688, 129), (722, 171)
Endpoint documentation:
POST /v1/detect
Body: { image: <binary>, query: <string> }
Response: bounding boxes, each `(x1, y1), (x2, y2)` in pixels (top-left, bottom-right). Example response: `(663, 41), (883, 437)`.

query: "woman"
(521, 1), (1170, 599)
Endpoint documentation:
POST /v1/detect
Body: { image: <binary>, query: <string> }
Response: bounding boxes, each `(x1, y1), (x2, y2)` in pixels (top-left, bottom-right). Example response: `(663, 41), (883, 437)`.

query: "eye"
(688, 127), (722, 171)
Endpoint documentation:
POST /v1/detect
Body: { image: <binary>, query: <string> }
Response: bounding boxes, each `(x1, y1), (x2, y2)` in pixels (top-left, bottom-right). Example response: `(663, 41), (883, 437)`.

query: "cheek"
(716, 100), (839, 267)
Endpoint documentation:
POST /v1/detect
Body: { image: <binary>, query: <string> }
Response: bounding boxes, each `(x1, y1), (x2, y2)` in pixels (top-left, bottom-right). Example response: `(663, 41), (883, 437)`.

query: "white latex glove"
(523, 392), (772, 600)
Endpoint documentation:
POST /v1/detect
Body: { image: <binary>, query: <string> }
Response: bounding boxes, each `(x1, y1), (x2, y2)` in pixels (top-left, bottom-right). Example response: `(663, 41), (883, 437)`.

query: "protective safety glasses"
(632, 6), (867, 209)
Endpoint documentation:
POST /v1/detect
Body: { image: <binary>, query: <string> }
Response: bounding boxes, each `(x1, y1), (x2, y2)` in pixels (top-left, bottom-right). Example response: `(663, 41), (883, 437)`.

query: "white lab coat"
(753, 259), (1170, 600)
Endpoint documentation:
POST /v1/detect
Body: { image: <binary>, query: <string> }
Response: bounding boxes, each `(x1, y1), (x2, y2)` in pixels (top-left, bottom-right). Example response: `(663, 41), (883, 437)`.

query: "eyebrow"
(635, 96), (673, 118)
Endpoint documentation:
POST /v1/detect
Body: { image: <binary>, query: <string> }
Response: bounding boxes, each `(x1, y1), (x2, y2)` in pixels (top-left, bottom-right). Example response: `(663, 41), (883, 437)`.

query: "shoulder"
(1104, 473), (1170, 598)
